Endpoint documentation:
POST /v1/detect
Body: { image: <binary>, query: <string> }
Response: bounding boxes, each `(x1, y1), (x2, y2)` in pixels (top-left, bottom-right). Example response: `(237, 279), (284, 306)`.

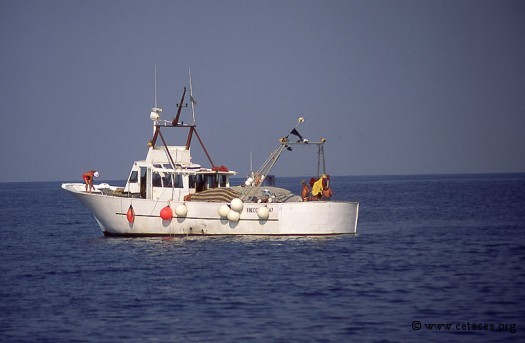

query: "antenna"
(150, 65), (162, 129)
(154, 65), (158, 108)
(250, 151), (253, 176)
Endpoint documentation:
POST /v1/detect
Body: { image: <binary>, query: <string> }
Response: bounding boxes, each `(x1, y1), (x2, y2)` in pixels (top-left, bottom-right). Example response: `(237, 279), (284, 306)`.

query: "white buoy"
(230, 198), (244, 212)
(218, 204), (230, 218)
(257, 206), (270, 220)
(227, 210), (240, 222)
(175, 204), (188, 217)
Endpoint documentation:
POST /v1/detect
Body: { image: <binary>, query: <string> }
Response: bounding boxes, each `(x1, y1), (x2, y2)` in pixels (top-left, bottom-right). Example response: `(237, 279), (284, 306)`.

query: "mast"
(147, 72), (216, 168)
(189, 67), (196, 125)
(317, 140), (327, 177)
(172, 87), (187, 126)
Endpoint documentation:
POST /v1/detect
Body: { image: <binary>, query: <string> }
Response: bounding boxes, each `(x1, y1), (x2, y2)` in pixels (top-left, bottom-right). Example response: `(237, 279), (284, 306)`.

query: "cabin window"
(188, 175), (196, 189)
(159, 173), (183, 188)
(220, 175), (227, 187)
(206, 175), (217, 189)
(195, 175), (205, 192)
(152, 172), (162, 187)
(140, 167), (147, 198)
(162, 174), (173, 187)
(129, 171), (138, 183)
(173, 174), (183, 188)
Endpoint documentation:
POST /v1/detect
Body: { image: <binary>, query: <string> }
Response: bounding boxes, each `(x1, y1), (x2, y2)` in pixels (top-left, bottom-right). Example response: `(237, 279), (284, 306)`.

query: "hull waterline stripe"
(103, 231), (356, 237)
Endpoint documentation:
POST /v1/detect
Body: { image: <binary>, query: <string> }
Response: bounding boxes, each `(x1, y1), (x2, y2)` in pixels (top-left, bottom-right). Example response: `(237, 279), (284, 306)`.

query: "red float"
(126, 204), (135, 223)
(160, 206), (173, 220)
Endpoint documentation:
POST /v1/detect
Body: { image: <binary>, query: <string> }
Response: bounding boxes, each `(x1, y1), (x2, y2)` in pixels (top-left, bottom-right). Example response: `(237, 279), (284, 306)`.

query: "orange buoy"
(160, 206), (173, 220)
(126, 204), (135, 223)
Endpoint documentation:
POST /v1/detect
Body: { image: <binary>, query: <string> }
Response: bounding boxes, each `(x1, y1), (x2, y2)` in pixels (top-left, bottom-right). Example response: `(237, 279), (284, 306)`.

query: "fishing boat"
(61, 75), (359, 236)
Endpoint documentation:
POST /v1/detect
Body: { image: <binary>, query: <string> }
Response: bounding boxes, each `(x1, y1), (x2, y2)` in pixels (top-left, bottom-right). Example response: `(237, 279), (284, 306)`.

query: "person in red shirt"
(82, 170), (99, 193)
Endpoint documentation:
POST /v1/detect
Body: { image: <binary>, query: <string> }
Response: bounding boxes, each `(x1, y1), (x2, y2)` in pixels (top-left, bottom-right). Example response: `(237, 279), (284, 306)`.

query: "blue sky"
(1, 0), (524, 182)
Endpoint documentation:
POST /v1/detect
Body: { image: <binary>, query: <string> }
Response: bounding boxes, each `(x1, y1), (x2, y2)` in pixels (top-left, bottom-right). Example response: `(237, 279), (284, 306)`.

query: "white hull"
(62, 183), (359, 236)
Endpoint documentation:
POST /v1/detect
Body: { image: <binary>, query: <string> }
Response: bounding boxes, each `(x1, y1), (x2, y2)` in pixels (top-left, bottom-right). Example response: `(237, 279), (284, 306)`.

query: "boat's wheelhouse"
(123, 145), (235, 201)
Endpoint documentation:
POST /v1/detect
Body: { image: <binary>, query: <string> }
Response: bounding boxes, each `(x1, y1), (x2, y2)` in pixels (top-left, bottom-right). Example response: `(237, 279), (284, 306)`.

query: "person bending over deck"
(82, 170), (99, 193)
(312, 174), (332, 200)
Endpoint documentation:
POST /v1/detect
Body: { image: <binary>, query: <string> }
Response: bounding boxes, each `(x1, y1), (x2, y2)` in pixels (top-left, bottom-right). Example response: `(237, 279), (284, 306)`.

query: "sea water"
(0, 174), (524, 342)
